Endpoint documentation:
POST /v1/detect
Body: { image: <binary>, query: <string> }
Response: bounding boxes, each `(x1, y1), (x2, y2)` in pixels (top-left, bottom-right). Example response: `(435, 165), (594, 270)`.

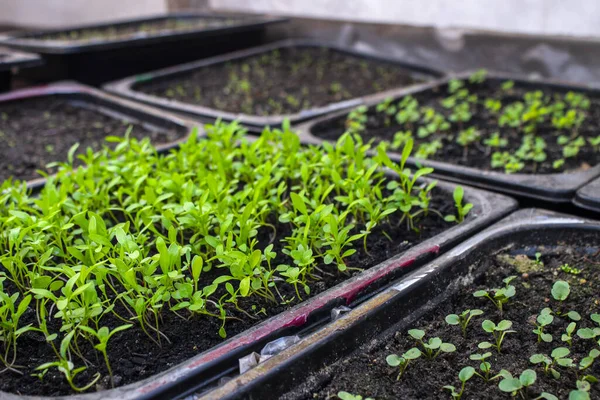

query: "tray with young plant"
(104, 39), (441, 131)
(0, 82), (193, 188)
(297, 70), (600, 203)
(0, 14), (286, 85)
(0, 120), (514, 398)
(202, 209), (600, 400)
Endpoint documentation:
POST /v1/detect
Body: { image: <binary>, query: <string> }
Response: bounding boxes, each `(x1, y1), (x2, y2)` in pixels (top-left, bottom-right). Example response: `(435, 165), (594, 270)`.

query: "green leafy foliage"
(0, 120), (460, 391)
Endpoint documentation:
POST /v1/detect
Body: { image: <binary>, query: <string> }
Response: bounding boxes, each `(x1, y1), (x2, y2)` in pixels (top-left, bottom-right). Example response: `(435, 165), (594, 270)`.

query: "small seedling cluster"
(0, 121), (469, 392)
(148, 48), (412, 116)
(344, 69), (600, 174)
(377, 252), (600, 400)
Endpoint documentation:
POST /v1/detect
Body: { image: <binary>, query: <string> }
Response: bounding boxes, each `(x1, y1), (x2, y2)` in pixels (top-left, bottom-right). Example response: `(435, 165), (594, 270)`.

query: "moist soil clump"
(313, 80), (600, 174)
(284, 242), (600, 399)
(137, 47), (422, 116)
(0, 97), (183, 183)
(0, 194), (454, 396)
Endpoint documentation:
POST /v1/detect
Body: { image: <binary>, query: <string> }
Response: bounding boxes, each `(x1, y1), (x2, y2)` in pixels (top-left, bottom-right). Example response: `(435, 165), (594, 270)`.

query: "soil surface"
(35, 18), (240, 43)
(0, 192), (456, 396)
(0, 96), (184, 183)
(284, 240), (600, 399)
(313, 80), (600, 174)
(136, 47), (423, 116)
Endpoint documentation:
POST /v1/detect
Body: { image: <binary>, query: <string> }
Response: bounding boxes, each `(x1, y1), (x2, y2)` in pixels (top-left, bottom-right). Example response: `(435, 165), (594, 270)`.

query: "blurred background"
(2, 0), (600, 84)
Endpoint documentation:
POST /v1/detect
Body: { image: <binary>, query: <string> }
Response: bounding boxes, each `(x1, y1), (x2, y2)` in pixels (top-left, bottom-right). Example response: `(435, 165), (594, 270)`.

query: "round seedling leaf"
(440, 343), (456, 353)
(551, 280), (570, 301)
(530, 354), (548, 364)
(386, 354), (403, 367)
(499, 377), (522, 392)
(404, 348), (421, 360)
(445, 314), (460, 325)
(459, 366), (475, 382)
(408, 329), (425, 340)
(482, 320), (495, 332)
(470, 309), (484, 316)
(497, 320), (513, 331)
(567, 311), (581, 321)
(577, 328), (596, 339)
(473, 290), (488, 298)
(569, 390), (590, 400)
(537, 313), (554, 326)
(539, 393), (559, 400)
(551, 347), (570, 359)
(541, 333), (553, 343)
(478, 341), (493, 349)
(427, 337), (442, 349)
(519, 369), (537, 386)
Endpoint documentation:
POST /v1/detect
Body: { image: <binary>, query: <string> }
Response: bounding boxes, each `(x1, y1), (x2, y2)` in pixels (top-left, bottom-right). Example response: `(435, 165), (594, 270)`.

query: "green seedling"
(483, 132), (507, 149)
(469, 352), (509, 383)
(407, 329), (456, 359)
(445, 309), (483, 337)
(473, 276), (516, 314)
(443, 366), (475, 400)
(533, 307), (554, 343)
(444, 186), (474, 224)
(530, 347), (574, 379)
(79, 324), (133, 386)
(551, 281), (580, 321)
(386, 348), (422, 380)
(568, 377), (595, 400)
(560, 264), (581, 275)
(577, 313), (600, 340)
(337, 391), (374, 400)
(480, 320), (515, 353)
(562, 322), (577, 347)
(498, 369), (557, 400)
(469, 69), (487, 84)
(579, 348), (600, 371)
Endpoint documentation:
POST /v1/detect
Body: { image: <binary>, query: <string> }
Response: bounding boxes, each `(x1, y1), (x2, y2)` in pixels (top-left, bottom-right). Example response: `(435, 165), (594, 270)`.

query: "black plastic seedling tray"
(0, 81), (195, 189)
(295, 71), (600, 204)
(201, 208), (600, 400)
(0, 181), (513, 400)
(573, 176), (600, 214)
(104, 39), (443, 132)
(0, 13), (286, 85)
(0, 46), (43, 91)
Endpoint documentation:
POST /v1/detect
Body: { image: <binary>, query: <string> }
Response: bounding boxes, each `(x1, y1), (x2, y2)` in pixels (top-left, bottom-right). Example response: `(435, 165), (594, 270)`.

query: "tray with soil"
(0, 46), (43, 92)
(104, 39), (442, 131)
(0, 82), (193, 188)
(573, 176), (600, 214)
(296, 70), (600, 204)
(0, 13), (286, 85)
(0, 123), (515, 399)
(204, 208), (600, 400)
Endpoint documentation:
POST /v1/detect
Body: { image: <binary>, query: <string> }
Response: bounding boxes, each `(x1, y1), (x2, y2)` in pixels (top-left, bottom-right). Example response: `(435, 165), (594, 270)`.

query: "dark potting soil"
(35, 17), (240, 43)
(0, 96), (183, 183)
(313, 80), (600, 174)
(0, 192), (455, 396)
(284, 241), (600, 400)
(136, 47), (422, 116)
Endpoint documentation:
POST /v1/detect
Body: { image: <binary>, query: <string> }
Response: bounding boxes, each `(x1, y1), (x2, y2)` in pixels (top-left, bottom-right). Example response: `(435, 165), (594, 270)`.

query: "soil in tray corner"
(0, 97), (184, 183)
(313, 77), (600, 174)
(287, 242), (600, 399)
(136, 47), (422, 116)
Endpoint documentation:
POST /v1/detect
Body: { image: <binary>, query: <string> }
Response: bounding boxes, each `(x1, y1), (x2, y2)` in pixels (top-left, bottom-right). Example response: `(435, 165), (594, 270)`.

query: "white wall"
(0, 0), (167, 28)
(210, 0), (600, 38)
